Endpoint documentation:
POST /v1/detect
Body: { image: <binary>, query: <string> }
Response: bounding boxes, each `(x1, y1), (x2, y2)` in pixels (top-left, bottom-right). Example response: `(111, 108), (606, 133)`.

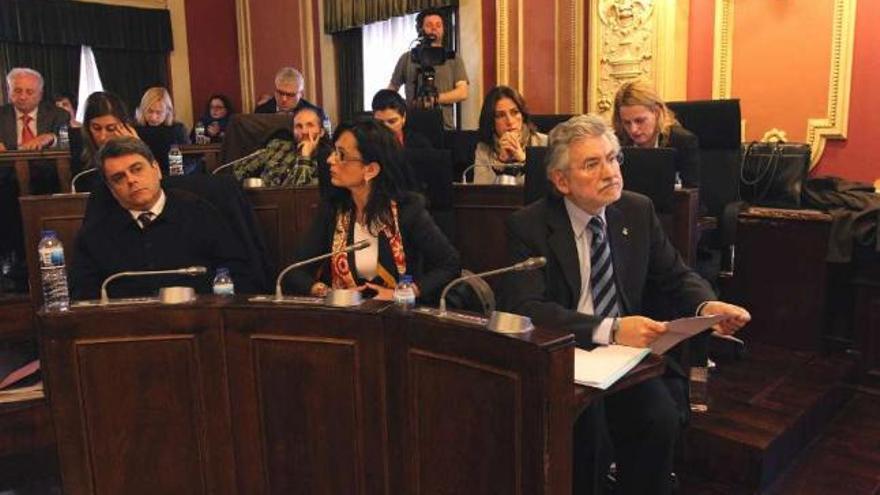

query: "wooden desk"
(38, 298), (585, 494)
(0, 149), (73, 195)
(179, 143), (223, 173)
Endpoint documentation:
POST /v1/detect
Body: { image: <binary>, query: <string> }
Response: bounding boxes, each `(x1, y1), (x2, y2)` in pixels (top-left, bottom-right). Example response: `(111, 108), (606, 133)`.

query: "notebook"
(573, 345), (650, 390)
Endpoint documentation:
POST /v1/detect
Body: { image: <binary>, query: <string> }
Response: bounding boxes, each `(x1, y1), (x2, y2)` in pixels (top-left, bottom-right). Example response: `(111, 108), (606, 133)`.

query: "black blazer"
(501, 191), (715, 348)
(0, 101), (70, 150)
(254, 97), (326, 121)
(286, 192), (460, 304)
(660, 124), (701, 188)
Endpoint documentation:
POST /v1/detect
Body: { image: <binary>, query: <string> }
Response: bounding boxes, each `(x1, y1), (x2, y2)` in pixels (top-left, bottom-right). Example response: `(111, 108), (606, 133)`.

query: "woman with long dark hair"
(286, 119), (459, 304)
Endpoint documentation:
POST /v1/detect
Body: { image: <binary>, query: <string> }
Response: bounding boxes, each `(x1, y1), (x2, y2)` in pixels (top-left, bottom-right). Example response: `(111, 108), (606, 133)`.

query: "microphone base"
(324, 289), (363, 307)
(159, 286), (197, 304)
(493, 175), (519, 186)
(487, 311), (534, 334)
(243, 177), (264, 188)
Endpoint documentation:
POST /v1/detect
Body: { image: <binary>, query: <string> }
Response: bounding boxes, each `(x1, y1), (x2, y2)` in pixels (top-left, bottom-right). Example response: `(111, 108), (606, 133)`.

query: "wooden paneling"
(453, 185), (524, 274)
(0, 150), (73, 196)
(39, 307), (236, 495)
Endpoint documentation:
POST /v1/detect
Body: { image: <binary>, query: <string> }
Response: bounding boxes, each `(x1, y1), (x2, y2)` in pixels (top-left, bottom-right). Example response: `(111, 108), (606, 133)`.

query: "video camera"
(409, 36), (456, 109)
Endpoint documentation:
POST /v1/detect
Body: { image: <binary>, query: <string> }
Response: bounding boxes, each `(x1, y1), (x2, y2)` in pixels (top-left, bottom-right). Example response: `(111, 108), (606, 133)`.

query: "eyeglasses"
(275, 88), (303, 99)
(330, 149), (365, 165)
(568, 151), (624, 174)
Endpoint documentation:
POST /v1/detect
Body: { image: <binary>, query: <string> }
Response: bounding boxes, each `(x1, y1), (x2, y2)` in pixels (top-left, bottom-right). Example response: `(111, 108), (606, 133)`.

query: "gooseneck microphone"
(274, 240), (372, 301)
(438, 257), (546, 315)
(70, 167), (98, 193)
(211, 148), (267, 175)
(460, 163), (494, 183)
(99, 266), (208, 305)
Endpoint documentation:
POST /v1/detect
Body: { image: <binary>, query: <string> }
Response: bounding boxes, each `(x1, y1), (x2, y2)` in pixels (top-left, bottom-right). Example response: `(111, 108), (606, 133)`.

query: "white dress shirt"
(127, 190), (167, 229)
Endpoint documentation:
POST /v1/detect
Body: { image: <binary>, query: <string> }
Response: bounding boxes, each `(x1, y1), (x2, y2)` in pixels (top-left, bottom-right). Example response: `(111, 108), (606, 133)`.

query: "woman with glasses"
(612, 79), (700, 187)
(286, 119), (460, 304)
(193, 94), (234, 143)
(473, 85), (548, 184)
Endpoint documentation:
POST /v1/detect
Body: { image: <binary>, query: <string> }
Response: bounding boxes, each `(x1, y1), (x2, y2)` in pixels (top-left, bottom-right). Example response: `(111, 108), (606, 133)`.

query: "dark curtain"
(324, 0), (457, 33)
(334, 28), (363, 124)
(93, 49), (169, 116)
(0, 43), (80, 100)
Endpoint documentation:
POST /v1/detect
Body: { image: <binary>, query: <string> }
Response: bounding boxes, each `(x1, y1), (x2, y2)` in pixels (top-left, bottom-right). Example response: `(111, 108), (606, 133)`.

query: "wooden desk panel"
(0, 150), (73, 195)
(180, 143), (222, 173)
(453, 185), (524, 273)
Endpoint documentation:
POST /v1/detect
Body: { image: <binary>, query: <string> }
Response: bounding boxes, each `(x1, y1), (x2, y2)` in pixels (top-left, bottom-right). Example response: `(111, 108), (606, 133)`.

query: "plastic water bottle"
(38, 230), (70, 311)
(57, 124), (69, 149)
(689, 366), (710, 413)
(194, 122), (206, 144)
(674, 172), (683, 190)
(212, 267), (235, 296)
(168, 144), (184, 176)
(393, 274), (416, 310)
(322, 115), (332, 137)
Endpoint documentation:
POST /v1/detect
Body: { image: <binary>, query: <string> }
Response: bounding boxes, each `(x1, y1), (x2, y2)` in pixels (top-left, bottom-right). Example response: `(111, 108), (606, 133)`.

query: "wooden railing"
(0, 149), (73, 195)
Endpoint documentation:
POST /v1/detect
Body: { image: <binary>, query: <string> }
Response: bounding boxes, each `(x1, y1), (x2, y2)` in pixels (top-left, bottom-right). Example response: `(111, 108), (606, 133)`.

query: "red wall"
(248, 0), (304, 102)
(687, 0), (714, 101)
(813, 0), (880, 183)
(184, 0), (242, 118)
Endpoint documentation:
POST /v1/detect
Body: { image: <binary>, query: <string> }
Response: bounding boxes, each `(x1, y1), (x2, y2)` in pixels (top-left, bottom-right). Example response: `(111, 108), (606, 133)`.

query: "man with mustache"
(69, 137), (258, 300)
(501, 114), (750, 495)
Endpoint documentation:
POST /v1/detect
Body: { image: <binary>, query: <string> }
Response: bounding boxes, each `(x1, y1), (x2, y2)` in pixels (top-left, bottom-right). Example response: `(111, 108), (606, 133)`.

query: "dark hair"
(416, 8), (444, 32)
(371, 89), (407, 117)
(203, 93), (235, 117)
(477, 85), (535, 146)
(53, 91), (77, 109)
(328, 120), (412, 234)
(81, 91), (130, 164)
(96, 136), (156, 182)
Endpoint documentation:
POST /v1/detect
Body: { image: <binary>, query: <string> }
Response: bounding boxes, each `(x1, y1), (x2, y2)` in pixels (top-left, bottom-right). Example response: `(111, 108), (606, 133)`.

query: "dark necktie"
(20, 114), (35, 145)
(588, 216), (620, 318)
(138, 212), (154, 229)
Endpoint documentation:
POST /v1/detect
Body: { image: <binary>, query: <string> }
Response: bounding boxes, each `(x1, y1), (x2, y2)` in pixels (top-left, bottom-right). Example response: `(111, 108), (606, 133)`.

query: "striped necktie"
(138, 212), (154, 229)
(588, 216), (620, 318)
(20, 114), (36, 145)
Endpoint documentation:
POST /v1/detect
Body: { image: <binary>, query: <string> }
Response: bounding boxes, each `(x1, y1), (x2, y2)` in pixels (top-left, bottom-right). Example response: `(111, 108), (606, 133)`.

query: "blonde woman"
(612, 80), (700, 187)
(134, 87), (189, 175)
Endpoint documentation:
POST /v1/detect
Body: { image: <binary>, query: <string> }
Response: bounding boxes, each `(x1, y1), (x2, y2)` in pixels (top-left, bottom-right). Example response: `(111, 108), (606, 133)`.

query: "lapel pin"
(622, 227), (629, 236)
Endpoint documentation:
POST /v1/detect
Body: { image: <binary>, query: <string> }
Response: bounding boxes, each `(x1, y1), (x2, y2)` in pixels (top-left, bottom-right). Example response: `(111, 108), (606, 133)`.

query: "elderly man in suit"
(0, 67), (69, 151)
(501, 114), (750, 495)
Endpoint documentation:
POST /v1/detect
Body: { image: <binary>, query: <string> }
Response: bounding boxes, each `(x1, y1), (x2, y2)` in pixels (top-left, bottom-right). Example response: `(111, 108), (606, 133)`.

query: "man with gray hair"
(501, 114), (750, 495)
(0, 67), (70, 151)
(254, 66), (325, 120)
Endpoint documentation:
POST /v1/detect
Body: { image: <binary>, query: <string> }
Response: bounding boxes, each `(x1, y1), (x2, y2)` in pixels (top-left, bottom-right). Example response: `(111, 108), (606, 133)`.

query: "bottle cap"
(41, 229), (57, 238)
(400, 274), (413, 284)
(216, 267), (229, 275)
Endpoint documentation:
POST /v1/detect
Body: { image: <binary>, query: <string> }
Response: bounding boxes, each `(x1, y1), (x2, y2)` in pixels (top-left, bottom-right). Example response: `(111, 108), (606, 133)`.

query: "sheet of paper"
(574, 345), (650, 390)
(650, 314), (728, 355)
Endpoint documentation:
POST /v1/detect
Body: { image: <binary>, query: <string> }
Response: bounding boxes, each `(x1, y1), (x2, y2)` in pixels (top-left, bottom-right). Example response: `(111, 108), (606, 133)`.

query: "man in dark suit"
(253, 66), (326, 120)
(0, 67), (69, 151)
(69, 137), (259, 300)
(501, 114), (750, 495)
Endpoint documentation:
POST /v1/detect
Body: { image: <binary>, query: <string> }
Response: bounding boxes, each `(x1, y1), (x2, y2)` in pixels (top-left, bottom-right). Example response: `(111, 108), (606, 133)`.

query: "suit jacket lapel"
(605, 203), (632, 313)
(546, 198), (581, 303)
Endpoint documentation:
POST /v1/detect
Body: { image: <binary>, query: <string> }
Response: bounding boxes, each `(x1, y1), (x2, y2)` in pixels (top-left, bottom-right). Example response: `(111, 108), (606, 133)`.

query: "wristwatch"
(610, 318), (621, 345)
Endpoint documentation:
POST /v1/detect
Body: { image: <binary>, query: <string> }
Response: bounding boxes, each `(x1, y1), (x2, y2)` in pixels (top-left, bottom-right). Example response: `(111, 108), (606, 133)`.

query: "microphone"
(211, 148), (266, 175)
(274, 240), (372, 301)
(70, 167), (97, 193)
(460, 163), (494, 184)
(100, 266), (208, 305)
(438, 257), (546, 315)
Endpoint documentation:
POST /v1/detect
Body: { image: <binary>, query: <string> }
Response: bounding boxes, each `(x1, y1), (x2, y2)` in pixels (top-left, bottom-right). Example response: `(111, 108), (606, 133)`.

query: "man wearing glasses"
(255, 67), (325, 120)
(501, 114), (750, 495)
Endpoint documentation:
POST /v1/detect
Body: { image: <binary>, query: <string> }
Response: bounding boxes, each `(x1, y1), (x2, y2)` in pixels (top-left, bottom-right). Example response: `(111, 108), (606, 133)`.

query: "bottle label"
(213, 283), (235, 296)
(39, 247), (64, 267)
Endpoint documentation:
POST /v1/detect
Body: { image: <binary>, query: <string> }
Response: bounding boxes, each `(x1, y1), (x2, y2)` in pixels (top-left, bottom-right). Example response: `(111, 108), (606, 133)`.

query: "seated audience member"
(54, 91), (82, 128)
(254, 67), (325, 120)
(77, 92), (138, 170)
(473, 85), (547, 184)
(69, 136), (258, 300)
(233, 106), (331, 187)
(0, 67), (69, 152)
(371, 89), (432, 148)
(193, 94), (234, 143)
(501, 114), (750, 495)
(134, 86), (190, 175)
(286, 120), (459, 304)
(613, 79), (700, 187)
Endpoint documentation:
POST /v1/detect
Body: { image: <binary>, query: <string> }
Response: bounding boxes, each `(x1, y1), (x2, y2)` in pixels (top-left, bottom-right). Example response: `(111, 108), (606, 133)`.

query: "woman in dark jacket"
(134, 86), (189, 174)
(286, 119), (460, 304)
(612, 79), (701, 188)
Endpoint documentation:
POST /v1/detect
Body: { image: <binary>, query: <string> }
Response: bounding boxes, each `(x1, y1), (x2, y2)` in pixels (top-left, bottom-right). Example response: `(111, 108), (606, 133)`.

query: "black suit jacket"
(501, 191), (714, 348)
(0, 101), (70, 150)
(660, 124), (701, 188)
(69, 188), (260, 300)
(285, 192), (460, 304)
(253, 97), (325, 121)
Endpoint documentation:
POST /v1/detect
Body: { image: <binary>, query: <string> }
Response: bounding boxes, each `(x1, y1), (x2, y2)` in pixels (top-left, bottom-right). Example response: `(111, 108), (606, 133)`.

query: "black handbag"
(739, 141), (810, 208)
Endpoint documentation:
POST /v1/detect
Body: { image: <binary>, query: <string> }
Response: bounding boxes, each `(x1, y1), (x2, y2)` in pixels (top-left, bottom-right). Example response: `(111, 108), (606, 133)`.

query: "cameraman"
(388, 8), (469, 130)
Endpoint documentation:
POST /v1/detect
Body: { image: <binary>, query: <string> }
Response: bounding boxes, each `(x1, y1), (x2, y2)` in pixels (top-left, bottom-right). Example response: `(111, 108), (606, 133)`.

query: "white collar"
(564, 197), (606, 240)
(127, 189), (167, 222)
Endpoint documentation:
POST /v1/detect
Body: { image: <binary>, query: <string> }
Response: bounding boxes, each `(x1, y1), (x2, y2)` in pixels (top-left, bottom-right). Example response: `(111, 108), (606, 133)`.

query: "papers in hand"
(574, 345), (650, 390)
(649, 314), (728, 355)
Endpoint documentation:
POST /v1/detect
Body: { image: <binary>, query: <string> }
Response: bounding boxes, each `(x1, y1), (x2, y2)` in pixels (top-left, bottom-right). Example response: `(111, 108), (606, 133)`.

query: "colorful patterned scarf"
(330, 201), (407, 289)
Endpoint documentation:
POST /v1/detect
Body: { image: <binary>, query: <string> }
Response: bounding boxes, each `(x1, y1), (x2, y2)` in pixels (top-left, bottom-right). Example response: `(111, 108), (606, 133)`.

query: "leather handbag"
(739, 141), (810, 208)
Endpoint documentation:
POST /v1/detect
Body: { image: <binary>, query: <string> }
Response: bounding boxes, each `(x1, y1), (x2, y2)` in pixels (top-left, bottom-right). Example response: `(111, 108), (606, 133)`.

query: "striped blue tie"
(588, 216), (620, 318)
